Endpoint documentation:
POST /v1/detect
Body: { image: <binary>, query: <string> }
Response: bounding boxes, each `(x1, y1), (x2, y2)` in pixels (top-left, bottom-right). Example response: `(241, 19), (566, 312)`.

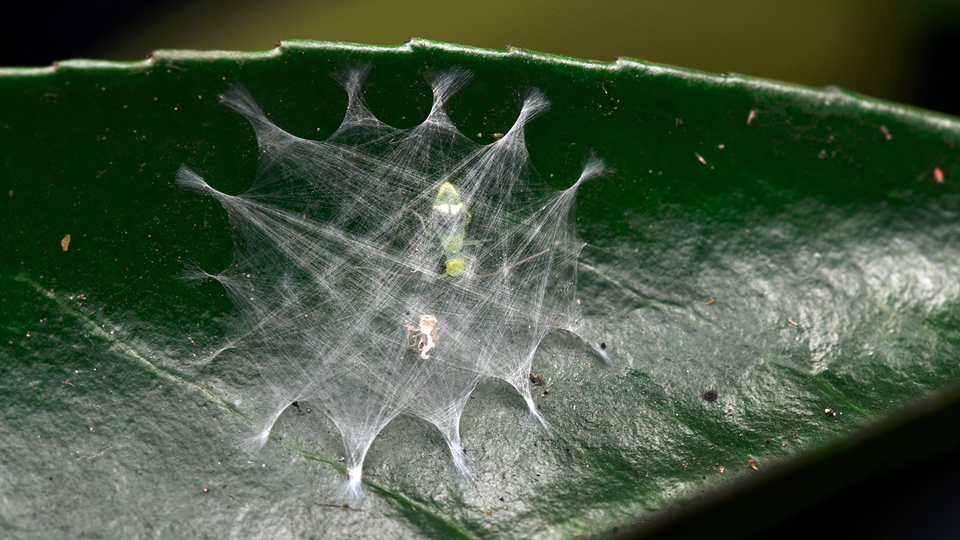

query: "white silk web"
(177, 65), (606, 502)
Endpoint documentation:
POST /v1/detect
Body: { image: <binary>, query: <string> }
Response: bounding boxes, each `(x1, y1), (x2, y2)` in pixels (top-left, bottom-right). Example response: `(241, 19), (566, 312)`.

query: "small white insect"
(405, 314), (438, 359)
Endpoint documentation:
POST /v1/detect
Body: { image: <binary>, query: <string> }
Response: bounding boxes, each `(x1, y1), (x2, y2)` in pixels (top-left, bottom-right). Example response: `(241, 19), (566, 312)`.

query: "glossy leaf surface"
(2, 41), (960, 539)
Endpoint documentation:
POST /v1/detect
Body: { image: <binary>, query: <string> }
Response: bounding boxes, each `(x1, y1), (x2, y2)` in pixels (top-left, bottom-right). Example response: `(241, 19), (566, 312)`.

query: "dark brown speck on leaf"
(702, 390), (719, 402)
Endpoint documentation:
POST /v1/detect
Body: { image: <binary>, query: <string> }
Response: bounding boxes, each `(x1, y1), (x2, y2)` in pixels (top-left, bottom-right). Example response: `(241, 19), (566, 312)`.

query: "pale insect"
(405, 314), (438, 359)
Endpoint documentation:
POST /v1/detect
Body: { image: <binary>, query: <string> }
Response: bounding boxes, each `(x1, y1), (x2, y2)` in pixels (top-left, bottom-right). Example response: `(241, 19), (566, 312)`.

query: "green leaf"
(2, 40), (960, 538)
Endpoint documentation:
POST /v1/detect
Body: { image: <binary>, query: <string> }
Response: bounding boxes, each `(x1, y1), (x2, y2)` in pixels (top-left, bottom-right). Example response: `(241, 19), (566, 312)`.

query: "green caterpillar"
(431, 182), (470, 276)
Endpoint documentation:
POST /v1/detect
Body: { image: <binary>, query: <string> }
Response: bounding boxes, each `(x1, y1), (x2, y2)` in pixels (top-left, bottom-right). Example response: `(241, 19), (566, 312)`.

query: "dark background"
(5, 1), (960, 116)
(773, 455), (960, 540)
(4, 2), (960, 538)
